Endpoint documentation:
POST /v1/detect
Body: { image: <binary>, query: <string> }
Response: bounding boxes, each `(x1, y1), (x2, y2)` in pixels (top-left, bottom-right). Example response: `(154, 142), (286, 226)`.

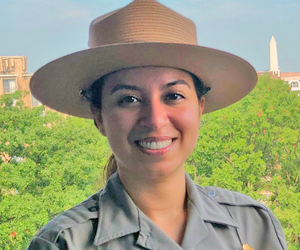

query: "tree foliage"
(0, 74), (299, 249)
(0, 91), (109, 249)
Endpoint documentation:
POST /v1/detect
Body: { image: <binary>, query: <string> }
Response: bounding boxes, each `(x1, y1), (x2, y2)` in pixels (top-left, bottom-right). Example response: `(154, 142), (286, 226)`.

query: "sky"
(0, 0), (299, 73)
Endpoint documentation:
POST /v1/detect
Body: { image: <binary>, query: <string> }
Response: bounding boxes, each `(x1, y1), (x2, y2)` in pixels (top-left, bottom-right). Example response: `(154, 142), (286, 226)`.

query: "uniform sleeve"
(27, 237), (60, 250)
(264, 205), (287, 250)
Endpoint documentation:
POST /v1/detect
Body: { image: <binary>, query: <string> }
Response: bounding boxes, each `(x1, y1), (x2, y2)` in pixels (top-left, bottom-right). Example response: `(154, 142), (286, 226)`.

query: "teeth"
(139, 140), (172, 150)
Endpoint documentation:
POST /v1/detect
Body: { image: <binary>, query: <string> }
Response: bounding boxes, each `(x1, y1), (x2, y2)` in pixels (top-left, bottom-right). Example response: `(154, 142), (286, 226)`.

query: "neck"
(118, 167), (187, 220)
(118, 168), (188, 245)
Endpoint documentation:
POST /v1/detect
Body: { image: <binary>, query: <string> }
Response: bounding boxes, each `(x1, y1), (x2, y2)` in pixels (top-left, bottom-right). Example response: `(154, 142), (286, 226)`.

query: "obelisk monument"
(270, 36), (280, 77)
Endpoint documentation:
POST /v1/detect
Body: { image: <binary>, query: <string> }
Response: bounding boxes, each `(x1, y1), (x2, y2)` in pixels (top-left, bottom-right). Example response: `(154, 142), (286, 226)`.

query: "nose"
(138, 97), (169, 130)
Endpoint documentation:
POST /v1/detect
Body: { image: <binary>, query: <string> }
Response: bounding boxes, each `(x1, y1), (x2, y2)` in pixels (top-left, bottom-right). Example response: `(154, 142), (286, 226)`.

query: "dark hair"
(81, 70), (211, 181)
(191, 74), (211, 100)
(81, 77), (105, 110)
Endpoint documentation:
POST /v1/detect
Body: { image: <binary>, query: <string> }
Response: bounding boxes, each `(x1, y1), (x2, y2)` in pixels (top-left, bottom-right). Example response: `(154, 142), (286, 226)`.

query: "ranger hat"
(30, 0), (257, 118)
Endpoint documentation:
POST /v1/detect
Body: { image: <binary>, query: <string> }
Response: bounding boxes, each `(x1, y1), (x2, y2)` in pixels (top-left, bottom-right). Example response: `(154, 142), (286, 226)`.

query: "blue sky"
(0, 0), (299, 73)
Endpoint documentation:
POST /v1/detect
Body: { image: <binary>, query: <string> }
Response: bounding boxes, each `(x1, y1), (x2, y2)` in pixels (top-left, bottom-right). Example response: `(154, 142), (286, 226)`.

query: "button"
(207, 191), (216, 197)
(88, 206), (98, 212)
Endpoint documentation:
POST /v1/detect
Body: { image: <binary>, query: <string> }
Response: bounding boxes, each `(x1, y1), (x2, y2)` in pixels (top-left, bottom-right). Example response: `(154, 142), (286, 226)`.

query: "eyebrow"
(110, 84), (141, 94)
(110, 79), (190, 95)
(165, 80), (191, 89)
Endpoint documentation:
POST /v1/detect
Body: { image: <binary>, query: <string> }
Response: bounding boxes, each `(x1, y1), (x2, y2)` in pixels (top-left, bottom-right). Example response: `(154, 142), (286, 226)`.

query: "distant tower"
(270, 36), (280, 77)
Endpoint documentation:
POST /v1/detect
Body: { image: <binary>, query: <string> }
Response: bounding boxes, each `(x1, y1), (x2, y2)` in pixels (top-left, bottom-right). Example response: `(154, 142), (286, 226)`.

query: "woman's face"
(94, 67), (205, 180)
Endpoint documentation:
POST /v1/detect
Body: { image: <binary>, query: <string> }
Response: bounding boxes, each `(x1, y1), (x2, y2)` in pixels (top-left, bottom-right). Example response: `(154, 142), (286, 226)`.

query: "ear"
(198, 97), (205, 116)
(91, 105), (106, 136)
(197, 97), (205, 129)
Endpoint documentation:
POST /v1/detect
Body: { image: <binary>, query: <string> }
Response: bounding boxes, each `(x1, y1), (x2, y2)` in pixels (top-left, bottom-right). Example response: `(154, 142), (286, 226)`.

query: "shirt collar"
(93, 173), (140, 246)
(180, 174), (238, 249)
(93, 172), (238, 248)
(185, 173), (238, 228)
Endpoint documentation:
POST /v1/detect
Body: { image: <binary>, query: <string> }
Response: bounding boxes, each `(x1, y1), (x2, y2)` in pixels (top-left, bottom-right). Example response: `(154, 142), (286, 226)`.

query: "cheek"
(102, 111), (136, 144)
(174, 104), (201, 131)
(173, 103), (201, 153)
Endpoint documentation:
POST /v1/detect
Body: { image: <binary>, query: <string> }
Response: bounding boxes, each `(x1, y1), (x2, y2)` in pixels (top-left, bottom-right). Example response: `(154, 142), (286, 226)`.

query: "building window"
(291, 81), (299, 88)
(31, 94), (41, 107)
(3, 79), (16, 93)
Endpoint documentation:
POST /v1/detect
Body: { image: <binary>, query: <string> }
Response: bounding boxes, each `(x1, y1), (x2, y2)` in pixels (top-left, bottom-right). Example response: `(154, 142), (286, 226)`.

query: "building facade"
(280, 72), (300, 92)
(0, 56), (40, 107)
(257, 71), (300, 92)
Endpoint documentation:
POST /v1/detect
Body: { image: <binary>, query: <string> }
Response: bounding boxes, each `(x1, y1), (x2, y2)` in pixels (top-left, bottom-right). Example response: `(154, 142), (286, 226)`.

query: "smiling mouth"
(137, 139), (173, 150)
(135, 138), (175, 151)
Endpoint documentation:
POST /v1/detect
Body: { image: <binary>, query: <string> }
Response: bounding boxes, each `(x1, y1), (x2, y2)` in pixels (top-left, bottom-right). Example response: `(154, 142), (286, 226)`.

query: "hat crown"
(89, 0), (198, 47)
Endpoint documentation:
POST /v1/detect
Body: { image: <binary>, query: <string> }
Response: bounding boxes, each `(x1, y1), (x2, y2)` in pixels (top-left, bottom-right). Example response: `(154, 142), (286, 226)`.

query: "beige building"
(280, 72), (300, 91)
(0, 56), (40, 107)
(257, 71), (300, 92)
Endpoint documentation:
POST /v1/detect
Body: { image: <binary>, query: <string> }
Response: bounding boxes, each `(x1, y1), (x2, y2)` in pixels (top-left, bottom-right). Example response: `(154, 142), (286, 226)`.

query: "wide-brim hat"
(30, 0), (257, 119)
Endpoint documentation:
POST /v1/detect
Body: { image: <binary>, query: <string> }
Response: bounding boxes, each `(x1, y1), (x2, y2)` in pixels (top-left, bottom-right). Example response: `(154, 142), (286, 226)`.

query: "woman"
(28, 0), (287, 249)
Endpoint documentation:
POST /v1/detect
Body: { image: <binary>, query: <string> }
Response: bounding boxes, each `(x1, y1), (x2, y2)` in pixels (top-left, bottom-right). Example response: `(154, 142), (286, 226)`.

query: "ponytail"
(104, 154), (118, 181)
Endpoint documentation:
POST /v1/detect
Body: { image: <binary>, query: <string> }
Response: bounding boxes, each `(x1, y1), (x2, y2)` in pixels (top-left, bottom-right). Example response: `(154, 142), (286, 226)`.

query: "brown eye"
(165, 93), (185, 101)
(118, 95), (140, 106)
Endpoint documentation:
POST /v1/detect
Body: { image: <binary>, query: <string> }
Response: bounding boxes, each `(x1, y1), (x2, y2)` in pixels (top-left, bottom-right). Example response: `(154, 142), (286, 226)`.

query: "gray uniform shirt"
(27, 173), (287, 250)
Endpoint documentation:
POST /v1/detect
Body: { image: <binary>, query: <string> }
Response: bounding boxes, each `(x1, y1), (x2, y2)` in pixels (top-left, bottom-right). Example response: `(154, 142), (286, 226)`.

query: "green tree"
(0, 92), (110, 249)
